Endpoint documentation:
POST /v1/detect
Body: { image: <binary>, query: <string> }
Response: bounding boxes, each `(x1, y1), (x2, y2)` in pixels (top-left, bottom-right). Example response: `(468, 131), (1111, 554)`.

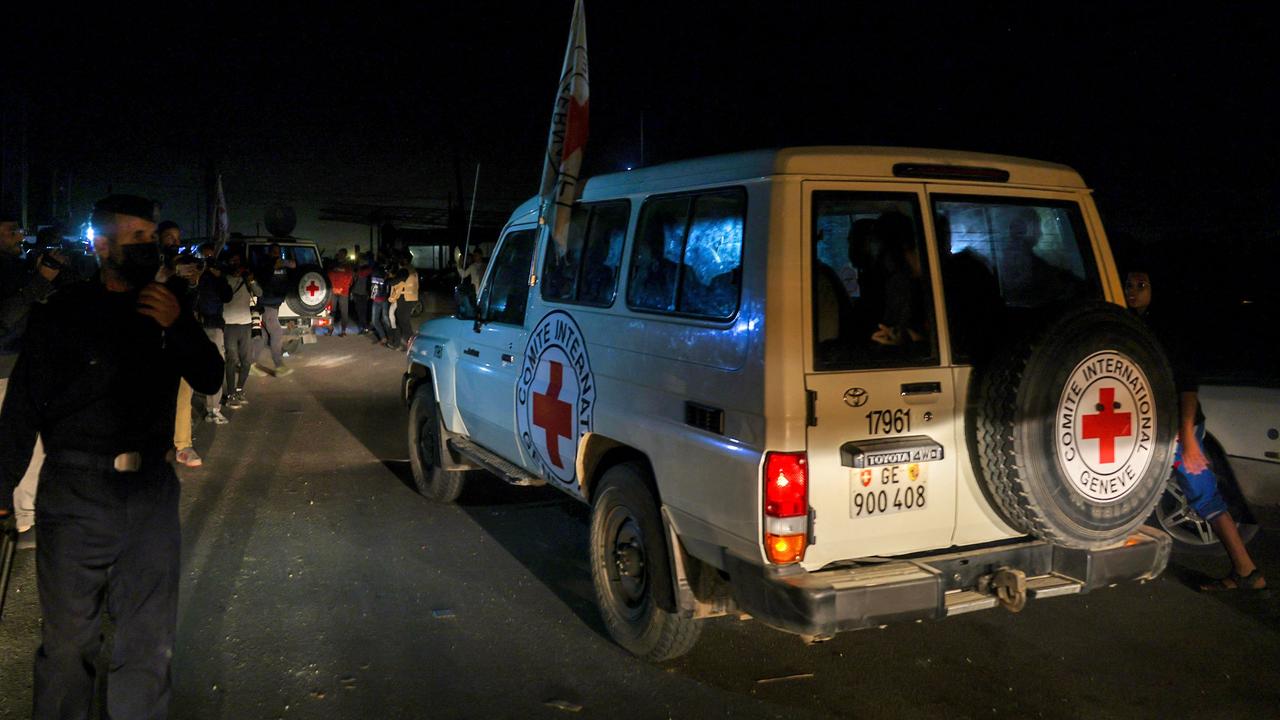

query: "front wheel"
(589, 463), (701, 661)
(408, 386), (465, 503)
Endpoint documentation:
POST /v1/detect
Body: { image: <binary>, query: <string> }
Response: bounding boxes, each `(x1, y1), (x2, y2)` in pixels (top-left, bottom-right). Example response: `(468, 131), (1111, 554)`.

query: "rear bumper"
(727, 526), (1171, 639)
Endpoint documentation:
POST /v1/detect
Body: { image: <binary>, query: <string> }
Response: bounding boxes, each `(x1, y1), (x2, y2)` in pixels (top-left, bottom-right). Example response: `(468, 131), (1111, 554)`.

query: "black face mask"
(110, 242), (162, 290)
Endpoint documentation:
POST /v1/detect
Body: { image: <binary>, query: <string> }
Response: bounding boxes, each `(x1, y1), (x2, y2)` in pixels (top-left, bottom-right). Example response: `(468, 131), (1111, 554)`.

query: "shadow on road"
(386, 444), (609, 641)
(1164, 526), (1280, 633)
(456, 474), (608, 639)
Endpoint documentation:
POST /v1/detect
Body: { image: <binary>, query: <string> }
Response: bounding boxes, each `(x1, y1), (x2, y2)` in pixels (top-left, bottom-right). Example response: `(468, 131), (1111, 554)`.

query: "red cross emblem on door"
(305, 279), (321, 298)
(532, 361), (574, 469)
(1081, 387), (1132, 464)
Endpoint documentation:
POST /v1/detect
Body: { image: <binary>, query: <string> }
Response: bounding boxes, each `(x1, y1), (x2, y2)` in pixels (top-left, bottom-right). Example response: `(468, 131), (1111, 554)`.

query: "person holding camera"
(1, 211), (61, 548)
(220, 252), (259, 408)
(0, 195), (223, 718)
(195, 242), (234, 423)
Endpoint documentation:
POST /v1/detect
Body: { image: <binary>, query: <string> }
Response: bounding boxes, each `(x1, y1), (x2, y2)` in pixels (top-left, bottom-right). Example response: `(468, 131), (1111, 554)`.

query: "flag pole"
(463, 163), (480, 259)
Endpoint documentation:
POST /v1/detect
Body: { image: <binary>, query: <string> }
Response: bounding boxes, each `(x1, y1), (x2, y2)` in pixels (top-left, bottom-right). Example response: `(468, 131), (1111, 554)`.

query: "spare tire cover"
(285, 264), (331, 316)
(969, 302), (1177, 549)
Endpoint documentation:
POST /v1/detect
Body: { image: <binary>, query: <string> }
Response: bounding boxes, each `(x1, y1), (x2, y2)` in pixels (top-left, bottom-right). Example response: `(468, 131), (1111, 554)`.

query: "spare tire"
(285, 264), (331, 317)
(969, 302), (1177, 549)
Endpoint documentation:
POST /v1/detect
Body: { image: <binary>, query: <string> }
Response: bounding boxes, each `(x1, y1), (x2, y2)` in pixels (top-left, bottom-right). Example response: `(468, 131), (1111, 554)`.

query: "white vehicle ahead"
(1152, 384), (1280, 552)
(405, 147), (1178, 659)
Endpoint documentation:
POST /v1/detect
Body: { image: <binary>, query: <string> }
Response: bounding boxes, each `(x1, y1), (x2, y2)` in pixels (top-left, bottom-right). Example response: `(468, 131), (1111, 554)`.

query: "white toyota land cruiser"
(403, 147), (1177, 660)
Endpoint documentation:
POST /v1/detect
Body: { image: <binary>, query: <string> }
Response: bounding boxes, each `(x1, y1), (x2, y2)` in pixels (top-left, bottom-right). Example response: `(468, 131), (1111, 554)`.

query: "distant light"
(86, 226), (95, 241)
(624, 166), (633, 171)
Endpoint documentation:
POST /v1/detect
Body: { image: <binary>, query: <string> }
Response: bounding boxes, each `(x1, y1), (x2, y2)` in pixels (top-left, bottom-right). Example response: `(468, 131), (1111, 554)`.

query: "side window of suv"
(541, 200), (629, 306)
(627, 188), (745, 319)
(479, 229), (537, 326)
(811, 192), (938, 370)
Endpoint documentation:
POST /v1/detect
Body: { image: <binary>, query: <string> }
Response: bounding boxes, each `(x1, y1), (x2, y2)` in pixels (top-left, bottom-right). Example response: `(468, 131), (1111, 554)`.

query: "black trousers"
(393, 301), (415, 345)
(350, 293), (369, 332)
(34, 457), (181, 720)
(331, 294), (351, 334)
(223, 323), (252, 393)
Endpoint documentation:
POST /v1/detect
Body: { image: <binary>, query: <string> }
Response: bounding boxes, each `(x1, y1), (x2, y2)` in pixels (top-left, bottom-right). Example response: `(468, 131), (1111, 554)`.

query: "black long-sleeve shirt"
(0, 280), (224, 507)
(0, 252), (55, 356)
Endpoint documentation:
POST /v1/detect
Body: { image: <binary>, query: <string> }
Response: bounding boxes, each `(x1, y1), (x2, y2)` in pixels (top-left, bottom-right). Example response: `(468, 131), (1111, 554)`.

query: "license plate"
(849, 464), (928, 518)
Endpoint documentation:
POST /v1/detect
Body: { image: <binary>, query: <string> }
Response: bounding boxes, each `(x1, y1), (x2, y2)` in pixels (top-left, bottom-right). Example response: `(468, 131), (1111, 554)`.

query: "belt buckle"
(113, 452), (142, 473)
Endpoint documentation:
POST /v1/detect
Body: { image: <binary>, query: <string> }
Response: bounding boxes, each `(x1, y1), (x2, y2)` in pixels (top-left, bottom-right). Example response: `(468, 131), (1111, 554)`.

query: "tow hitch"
(978, 567), (1028, 613)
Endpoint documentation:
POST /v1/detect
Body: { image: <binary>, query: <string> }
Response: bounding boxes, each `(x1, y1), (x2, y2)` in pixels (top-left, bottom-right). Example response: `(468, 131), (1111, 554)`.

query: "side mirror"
(454, 285), (477, 320)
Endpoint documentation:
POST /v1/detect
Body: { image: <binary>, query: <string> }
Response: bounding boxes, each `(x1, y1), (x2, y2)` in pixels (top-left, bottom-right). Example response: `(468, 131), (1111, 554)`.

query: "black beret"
(93, 194), (160, 223)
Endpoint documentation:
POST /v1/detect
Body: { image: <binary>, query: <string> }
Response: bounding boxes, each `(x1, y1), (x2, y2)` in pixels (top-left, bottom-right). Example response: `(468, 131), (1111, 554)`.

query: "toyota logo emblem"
(843, 388), (868, 407)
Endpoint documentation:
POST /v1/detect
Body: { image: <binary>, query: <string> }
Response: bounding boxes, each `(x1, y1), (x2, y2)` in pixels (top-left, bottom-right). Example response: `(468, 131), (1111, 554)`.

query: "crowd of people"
(324, 247), (421, 351)
(0, 196), (456, 717)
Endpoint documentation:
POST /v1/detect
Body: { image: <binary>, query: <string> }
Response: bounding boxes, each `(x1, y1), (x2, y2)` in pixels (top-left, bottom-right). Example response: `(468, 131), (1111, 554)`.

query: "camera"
(174, 252), (205, 272)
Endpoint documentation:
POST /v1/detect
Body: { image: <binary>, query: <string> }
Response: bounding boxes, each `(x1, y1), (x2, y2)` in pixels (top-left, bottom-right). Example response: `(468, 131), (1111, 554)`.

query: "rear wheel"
(408, 385), (465, 502)
(589, 463), (701, 661)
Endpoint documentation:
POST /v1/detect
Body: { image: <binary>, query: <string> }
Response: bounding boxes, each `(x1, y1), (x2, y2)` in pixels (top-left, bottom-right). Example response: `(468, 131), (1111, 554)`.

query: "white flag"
(537, 0), (589, 250)
(212, 174), (230, 255)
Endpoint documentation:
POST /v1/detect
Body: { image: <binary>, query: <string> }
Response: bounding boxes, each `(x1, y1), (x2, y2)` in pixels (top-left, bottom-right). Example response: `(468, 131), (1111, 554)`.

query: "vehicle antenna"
(463, 163), (481, 259)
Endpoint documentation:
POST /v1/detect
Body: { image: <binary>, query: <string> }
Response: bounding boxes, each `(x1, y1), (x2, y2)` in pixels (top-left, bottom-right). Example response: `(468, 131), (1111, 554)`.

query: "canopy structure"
(318, 201), (510, 230)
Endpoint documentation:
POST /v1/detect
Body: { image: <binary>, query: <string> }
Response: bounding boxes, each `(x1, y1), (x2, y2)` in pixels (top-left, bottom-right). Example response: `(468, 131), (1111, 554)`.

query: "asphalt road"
(3, 332), (1278, 719)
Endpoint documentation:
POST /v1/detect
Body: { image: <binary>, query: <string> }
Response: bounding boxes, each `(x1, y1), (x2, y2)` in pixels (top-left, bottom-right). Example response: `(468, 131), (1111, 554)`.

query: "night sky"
(6, 2), (1277, 285)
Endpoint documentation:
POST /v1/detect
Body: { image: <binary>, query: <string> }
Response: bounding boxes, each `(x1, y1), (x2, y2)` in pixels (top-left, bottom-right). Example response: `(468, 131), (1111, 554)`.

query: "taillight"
(763, 451), (809, 564)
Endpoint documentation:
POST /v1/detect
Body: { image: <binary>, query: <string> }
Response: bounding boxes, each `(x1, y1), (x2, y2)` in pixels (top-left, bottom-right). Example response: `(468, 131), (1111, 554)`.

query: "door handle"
(463, 347), (480, 357)
(901, 382), (942, 397)
(501, 353), (515, 363)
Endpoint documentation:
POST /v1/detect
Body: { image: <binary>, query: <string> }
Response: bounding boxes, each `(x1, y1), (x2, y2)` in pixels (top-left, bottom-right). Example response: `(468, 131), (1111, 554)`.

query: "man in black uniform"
(0, 195), (224, 719)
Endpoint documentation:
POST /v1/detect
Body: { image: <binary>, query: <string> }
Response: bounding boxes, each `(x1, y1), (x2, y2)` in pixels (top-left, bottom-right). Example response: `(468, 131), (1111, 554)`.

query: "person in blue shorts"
(1125, 266), (1266, 592)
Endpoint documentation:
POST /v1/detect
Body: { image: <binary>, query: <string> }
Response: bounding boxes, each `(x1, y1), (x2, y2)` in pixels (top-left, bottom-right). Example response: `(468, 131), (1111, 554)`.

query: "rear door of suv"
(801, 182), (958, 564)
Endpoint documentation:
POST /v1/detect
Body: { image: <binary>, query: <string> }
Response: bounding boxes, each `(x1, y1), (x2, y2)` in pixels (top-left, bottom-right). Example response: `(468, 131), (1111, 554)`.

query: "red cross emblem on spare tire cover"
(969, 302), (1177, 549)
(286, 266), (330, 316)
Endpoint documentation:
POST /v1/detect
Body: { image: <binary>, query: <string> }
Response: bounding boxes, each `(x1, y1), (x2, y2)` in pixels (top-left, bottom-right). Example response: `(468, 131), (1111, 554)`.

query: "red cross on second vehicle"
(295, 271), (328, 310)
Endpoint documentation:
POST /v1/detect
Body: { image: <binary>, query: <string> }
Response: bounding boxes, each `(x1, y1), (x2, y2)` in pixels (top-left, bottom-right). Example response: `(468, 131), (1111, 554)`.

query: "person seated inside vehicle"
(999, 206), (1083, 309)
(814, 227), (856, 345)
(936, 215), (1002, 361)
(579, 232), (618, 303)
(868, 211), (927, 349)
(845, 217), (891, 341)
(631, 235), (679, 311)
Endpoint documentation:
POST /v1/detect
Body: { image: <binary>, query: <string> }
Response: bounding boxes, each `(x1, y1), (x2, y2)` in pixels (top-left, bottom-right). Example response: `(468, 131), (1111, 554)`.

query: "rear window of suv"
(932, 196), (1102, 362)
(811, 191), (939, 370)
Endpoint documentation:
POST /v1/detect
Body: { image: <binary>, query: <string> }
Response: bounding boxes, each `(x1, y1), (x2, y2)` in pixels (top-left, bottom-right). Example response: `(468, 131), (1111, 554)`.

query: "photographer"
(220, 252), (259, 408)
(195, 243), (233, 423)
(1, 211), (60, 547)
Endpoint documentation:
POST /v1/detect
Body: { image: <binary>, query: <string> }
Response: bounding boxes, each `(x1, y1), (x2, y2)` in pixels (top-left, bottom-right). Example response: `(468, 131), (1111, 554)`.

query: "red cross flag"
(537, 0), (589, 251)
(211, 174), (230, 256)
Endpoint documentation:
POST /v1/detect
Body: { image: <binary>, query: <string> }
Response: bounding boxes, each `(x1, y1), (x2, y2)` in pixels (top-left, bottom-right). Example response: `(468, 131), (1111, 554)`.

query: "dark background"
(3, 1), (1276, 375)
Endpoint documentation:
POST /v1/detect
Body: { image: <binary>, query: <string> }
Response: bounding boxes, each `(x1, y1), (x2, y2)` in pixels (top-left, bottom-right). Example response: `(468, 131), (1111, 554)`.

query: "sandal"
(1200, 568), (1268, 593)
